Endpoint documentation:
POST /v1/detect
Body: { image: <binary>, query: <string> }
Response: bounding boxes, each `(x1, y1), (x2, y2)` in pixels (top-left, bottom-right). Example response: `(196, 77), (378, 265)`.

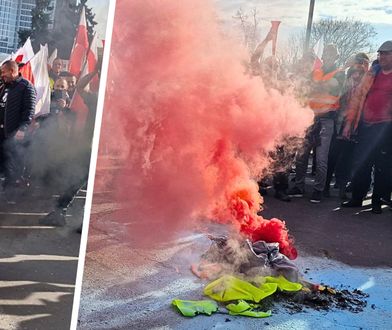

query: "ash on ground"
(193, 235), (368, 313)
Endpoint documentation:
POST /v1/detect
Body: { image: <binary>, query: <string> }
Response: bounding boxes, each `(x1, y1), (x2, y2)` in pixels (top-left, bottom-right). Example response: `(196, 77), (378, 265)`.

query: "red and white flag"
(19, 45), (51, 116)
(68, 7), (89, 76)
(87, 33), (100, 92)
(313, 37), (324, 70)
(48, 48), (58, 66)
(270, 21), (281, 56)
(12, 37), (35, 64)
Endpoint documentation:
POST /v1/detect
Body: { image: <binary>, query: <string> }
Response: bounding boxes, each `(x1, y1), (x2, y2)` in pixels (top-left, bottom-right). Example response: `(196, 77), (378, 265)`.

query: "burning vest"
(309, 68), (343, 116)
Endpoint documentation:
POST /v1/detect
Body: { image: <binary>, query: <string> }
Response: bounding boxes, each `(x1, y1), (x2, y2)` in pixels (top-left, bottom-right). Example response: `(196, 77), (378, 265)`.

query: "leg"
(372, 123), (392, 212)
(313, 118), (334, 192)
(3, 137), (24, 188)
(294, 139), (312, 192)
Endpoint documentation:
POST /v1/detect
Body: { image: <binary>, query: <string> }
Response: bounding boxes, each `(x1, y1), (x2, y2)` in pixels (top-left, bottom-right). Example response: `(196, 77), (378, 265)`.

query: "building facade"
(0, 0), (35, 54)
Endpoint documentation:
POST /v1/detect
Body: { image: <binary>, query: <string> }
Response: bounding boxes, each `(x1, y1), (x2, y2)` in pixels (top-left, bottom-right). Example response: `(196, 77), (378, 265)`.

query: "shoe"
(323, 188), (330, 198)
(371, 204), (382, 214)
(287, 187), (304, 197)
(274, 190), (291, 202)
(341, 199), (362, 208)
(310, 190), (322, 203)
(39, 210), (66, 226)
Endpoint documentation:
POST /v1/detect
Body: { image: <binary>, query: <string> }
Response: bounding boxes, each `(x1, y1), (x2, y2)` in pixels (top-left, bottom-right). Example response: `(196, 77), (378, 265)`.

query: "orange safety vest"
(309, 68), (342, 115)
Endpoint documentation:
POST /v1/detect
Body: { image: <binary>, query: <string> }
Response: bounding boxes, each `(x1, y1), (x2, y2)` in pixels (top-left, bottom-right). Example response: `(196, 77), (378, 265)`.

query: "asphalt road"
(78, 160), (392, 329)
(0, 186), (84, 330)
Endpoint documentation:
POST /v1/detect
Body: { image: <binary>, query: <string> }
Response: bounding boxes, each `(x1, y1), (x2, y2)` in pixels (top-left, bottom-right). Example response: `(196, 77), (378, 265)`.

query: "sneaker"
(39, 210), (66, 227)
(274, 190), (291, 202)
(341, 199), (362, 208)
(310, 190), (322, 203)
(287, 186), (304, 197)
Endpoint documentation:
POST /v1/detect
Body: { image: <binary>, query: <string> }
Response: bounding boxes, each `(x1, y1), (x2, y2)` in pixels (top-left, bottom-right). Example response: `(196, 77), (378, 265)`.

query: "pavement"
(0, 185), (85, 330)
(78, 161), (392, 330)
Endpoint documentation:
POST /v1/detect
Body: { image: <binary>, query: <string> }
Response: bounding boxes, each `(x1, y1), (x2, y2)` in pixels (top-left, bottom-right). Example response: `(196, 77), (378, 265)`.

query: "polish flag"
(270, 21), (281, 56)
(87, 34), (100, 92)
(19, 46), (51, 116)
(12, 37), (35, 64)
(313, 37), (324, 70)
(69, 71), (90, 131)
(70, 32), (100, 131)
(48, 48), (58, 66)
(69, 7), (89, 76)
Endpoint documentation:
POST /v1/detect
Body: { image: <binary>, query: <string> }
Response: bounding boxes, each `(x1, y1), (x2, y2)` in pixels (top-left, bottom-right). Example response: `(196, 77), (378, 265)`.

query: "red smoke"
(98, 0), (312, 258)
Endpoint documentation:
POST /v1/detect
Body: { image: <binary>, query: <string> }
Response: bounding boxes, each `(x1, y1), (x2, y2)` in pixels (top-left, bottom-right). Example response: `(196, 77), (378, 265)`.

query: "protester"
(48, 58), (63, 89)
(341, 41), (392, 214)
(40, 64), (100, 227)
(288, 44), (345, 203)
(324, 53), (369, 199)
(0, 60), (36, 199)
(59, 71), (77, 98)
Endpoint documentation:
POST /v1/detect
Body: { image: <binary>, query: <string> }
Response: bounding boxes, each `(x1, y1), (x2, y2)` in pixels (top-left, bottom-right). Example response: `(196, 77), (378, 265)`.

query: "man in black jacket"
(0, 60), (36, 193)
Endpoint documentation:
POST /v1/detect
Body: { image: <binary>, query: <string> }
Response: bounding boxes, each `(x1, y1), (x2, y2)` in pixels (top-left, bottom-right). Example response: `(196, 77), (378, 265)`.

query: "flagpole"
(304, 0), (315, 54)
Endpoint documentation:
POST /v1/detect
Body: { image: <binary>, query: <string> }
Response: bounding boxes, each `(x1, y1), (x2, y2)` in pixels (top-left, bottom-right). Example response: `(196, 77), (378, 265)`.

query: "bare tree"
(278, 32), (306, 68)
(310, 18), (377, 65)
(233, 8), (262, 53)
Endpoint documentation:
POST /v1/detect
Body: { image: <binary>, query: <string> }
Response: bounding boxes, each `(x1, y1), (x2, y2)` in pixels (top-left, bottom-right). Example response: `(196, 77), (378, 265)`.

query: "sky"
(86, 0), (110, 40)
(86, 0), (391, 47)
(214, 0), (392, 47)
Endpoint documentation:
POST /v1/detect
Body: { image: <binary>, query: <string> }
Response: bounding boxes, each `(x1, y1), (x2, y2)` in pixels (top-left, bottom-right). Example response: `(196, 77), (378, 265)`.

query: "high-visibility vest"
(309, 68), (342, 115)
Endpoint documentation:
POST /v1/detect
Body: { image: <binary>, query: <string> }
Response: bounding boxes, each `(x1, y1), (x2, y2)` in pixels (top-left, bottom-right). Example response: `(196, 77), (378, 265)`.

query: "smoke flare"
(98, 0), (313, 257)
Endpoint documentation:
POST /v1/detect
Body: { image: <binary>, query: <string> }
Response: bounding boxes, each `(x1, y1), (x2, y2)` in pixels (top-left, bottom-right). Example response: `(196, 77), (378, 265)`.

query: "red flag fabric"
(270, 21), (281, 56)
(70, 90), (89, 131)
(69, 7), (89, 76)
(19, 62), (34, 84)
(12, 37), (35, 64)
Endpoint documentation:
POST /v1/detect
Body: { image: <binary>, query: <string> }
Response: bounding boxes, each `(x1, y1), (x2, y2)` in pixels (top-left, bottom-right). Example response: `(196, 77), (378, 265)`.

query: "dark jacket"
(4, 76), (36, 137)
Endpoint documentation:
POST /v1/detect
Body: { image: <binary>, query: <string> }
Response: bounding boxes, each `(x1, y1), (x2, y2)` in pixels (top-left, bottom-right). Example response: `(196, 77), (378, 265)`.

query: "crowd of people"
(1, 32), (391, 223)
(251, 34), (392, 214)
(0, 57), (100, 226)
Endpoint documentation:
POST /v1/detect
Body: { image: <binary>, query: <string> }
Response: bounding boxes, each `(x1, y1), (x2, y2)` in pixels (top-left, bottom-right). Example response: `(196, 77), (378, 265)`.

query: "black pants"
(0, 134), (25, 188)
(350, 122), (392, 204)
(325, 137), (356, 189)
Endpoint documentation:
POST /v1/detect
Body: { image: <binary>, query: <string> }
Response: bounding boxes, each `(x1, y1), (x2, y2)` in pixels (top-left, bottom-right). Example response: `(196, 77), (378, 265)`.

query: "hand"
(15, 130), (25, 141)
(57, 99), (66, 108)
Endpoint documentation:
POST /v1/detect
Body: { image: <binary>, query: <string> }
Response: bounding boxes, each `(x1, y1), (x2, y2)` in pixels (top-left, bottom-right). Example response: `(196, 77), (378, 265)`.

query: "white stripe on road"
(0, 225), (56, 229)
(0, 212), (48, 216)
(0, 280), (74, 288)
(0, 254), (78, 263)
